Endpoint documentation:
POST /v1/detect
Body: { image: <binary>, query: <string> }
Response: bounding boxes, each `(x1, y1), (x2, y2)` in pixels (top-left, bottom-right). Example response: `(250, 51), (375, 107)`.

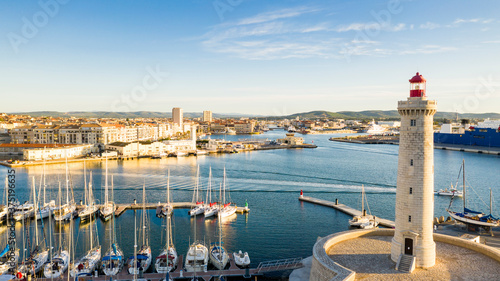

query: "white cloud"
(420, 22), (440, 30)
(237, 6), (319, 26)
(399, 45), (457, 55)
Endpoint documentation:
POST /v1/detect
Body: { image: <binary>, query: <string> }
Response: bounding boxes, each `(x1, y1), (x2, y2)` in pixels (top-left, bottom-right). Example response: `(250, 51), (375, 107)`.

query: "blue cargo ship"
(434, 121), (500, 148)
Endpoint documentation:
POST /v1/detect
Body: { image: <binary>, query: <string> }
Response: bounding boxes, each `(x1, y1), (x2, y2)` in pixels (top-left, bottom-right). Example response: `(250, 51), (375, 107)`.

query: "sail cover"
(0, 245), (9, 258)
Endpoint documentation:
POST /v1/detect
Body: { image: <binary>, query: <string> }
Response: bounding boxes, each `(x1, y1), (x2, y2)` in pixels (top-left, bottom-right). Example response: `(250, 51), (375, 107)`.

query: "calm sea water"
(0, 129), (499, 268)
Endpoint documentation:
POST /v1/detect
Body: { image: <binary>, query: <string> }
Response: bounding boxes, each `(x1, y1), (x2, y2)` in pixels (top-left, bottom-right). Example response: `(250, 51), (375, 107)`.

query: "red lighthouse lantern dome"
(409, 72), (426, 97)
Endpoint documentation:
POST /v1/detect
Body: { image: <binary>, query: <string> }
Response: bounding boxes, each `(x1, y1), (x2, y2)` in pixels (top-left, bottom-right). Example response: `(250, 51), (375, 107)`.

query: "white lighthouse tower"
(391, 72), (437, 269)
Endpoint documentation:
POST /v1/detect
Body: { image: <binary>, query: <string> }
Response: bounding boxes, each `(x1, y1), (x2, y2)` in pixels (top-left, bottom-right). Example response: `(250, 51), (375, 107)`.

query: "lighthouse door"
(404, 238), (413, 255)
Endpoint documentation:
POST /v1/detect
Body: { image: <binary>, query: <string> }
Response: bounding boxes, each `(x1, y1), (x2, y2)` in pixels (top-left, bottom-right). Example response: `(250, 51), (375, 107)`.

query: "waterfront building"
(0, 143), (94, 160)
(234, 121), (255, 134)
(172, 107), (183, 129)
(277, 133), (304, 145)
(391, 72), (437, 268)
(203, 110), (212, 122)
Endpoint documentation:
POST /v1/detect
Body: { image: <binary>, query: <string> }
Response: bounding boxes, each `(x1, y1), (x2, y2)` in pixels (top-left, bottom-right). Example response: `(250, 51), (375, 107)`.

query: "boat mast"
(167, 169), (170, 205)
(66, 153), (69, 206)
(142, 182), (146, 246)
(206, 167), (211, 204)
(361, 184), (364, 215)
(43, 149), (46, 206)
(196, 165), (200, 202)
(58, 182), (62, 252)
(33, 177), (38, 246)
(223, 167), (226, 205)
(90, 171), (93, 250)
(490, 188), (493, 215)
(105, 156), (109, 205)
(84, 161), (87, 207)
(134, 208), (137, 281)
(463, 159), (466, 213)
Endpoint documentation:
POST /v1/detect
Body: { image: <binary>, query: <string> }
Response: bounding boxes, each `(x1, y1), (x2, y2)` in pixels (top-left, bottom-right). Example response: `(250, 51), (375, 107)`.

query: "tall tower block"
(391, 72), (437, 268)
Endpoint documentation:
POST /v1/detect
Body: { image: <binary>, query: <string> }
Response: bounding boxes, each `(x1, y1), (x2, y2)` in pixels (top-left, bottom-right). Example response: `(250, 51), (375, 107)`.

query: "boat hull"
(448, 211), (500, 227)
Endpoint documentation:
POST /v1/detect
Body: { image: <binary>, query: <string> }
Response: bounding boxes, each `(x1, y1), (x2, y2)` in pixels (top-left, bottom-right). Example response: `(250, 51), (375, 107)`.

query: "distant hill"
(279, 110), (500, 121)
(10, 111), (257, 119)
(8, 110), (500, 120)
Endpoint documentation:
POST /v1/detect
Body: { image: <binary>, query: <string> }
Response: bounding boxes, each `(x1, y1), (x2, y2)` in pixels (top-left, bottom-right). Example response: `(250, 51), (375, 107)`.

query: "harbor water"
(1, 129), (499, 268)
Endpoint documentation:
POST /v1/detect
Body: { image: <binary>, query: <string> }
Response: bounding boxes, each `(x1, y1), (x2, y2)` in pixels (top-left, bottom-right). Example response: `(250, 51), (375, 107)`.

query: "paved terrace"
(328, 235), (500, 280)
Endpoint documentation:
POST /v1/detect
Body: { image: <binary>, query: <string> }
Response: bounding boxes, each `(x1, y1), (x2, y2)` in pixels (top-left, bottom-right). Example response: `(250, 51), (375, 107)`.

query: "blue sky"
(1, 0), (499, 115)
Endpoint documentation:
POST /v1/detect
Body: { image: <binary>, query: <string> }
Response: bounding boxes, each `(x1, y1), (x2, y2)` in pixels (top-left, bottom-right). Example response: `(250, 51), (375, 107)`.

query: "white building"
(172, 107), (183, 130)
(203, 111), (212, 122)
(391, 72), (436, 269)
(23, 144), (95, 161)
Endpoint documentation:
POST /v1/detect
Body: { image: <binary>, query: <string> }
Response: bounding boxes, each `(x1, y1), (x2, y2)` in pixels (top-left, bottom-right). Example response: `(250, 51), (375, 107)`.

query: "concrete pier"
(299, 195), (395, 228)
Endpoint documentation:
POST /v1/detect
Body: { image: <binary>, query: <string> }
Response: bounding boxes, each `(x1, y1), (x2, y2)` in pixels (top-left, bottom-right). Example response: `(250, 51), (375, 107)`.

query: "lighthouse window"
(410, 159), (413, 166)
(410, 119), (416, 126)
(409, 187), (413, 194)
(409, 216), (412, 222)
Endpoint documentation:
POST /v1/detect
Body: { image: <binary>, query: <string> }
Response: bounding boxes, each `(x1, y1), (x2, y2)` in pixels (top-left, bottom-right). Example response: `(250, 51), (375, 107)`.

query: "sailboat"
(100, 157), (116, 221)
(79, 164), (98, 221)
(204, 167), (218, 218)
(155, 206), (178, 273)
(128, 183), (152, 274)
(101, 179), (124, 276)
(184, 204), (208, 273)
(348, 185), (378, 229)
(44, 183), (70, 278)
(70, 171), (101, 277)
(447, 160), (500, 228)
(0, 176), (19, 275)
(219, 168), (236, 219)
(159, 170), (173, 217)
(209, 184), (229, 270)
(36, 156), (53, 219)
(189, 166), (205, 217)
(18, 177), (50, 275)
(54, 156), (76, 221)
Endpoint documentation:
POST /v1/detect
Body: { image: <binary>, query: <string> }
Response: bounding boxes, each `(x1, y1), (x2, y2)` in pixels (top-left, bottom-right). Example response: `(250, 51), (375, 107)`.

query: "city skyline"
(1, 1), (500, 115)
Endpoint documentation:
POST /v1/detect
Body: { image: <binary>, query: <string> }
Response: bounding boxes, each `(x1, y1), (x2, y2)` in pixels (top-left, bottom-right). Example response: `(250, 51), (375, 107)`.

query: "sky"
(1, 0), (500, 115)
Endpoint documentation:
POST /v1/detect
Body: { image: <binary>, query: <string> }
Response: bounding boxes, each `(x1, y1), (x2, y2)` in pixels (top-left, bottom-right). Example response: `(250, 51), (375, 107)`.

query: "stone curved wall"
(310, 228), (500, 281)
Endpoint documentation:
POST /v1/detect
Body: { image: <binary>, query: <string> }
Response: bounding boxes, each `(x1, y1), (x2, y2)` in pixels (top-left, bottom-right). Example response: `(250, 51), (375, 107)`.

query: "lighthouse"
(391, 72), (437, 269)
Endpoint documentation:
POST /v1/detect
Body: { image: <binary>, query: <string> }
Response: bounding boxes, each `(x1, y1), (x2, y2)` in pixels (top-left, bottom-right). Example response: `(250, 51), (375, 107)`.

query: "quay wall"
(310, 228), (500, 281)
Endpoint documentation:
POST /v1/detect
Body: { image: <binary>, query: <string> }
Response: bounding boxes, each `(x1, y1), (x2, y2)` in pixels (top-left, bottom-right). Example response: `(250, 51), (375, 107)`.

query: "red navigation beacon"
(409, 72), (426, 97)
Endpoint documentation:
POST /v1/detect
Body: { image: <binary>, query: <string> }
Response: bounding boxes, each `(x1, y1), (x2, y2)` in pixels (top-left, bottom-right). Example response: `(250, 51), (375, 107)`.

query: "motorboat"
(233, 251), (250, 268)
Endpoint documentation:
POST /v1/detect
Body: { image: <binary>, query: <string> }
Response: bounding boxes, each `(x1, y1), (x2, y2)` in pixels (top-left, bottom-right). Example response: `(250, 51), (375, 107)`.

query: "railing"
(256, 257), (303, 273)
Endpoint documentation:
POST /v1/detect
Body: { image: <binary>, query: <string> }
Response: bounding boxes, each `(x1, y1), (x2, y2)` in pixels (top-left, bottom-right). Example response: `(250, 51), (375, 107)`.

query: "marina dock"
(299, 195), (395, 228)
(88, 202), (250, 217)
(33, 254), (302, 281)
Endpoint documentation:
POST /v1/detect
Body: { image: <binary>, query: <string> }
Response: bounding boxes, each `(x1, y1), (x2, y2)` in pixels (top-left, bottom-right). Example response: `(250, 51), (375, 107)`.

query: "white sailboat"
(18, 177), (49, 275)
(184, 204), (208, 273)
(100, 157), (115, 221)
(204, 167), (218, 218)
(447, 160), (500, 228)
(189, 166), (205, 217)
(0, 176), (19, 275)
(79, 164), (98, 221)
(348, 185), (378, 229)
(128, 183), (152, 274)
(209, 184), (229, 270)
(160, 170), (173, 217)
(44, 183), (70, 278)
(219, 168), (236, 218)
(54, 155), (76, 221)
(155, 207), (178, 273)
(36, 156), (52, 219)
(70, 170), (101, 277)
(101, 181), (124, 276)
